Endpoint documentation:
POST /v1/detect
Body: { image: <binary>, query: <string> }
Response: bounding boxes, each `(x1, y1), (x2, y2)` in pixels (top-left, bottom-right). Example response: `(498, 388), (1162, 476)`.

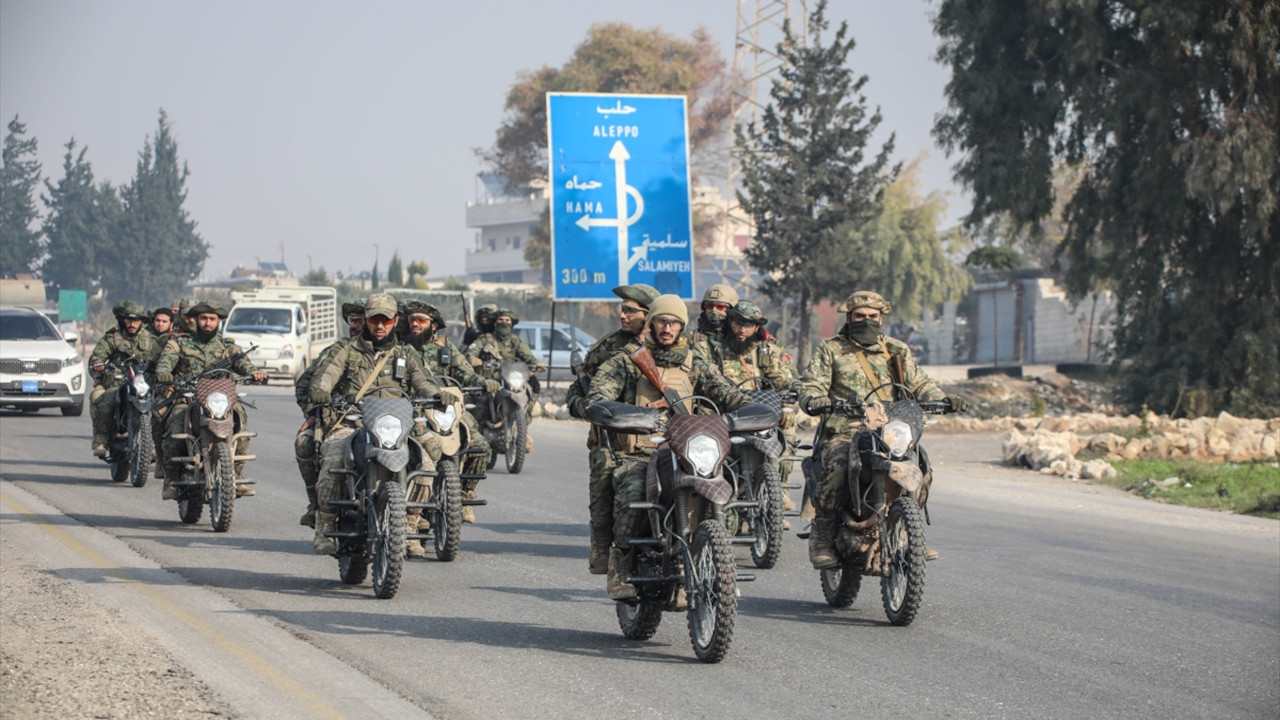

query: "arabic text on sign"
(593, 125), (639, 138)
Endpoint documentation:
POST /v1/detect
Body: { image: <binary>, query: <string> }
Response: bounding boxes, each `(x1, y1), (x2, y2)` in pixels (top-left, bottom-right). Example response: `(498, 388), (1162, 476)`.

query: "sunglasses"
(619, 304), (646, 316)
(704, 302), (730, 312)
(365, 315), (397, 327)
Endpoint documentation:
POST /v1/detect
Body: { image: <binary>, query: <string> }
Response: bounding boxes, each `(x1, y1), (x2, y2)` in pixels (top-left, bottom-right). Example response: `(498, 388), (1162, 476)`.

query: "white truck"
(224, 286), (338, 378)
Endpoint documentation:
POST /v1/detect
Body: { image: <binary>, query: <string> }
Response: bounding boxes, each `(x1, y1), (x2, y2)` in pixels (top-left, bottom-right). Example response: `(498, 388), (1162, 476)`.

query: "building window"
(489, 237), (496, 251)
(513, 235), (521, 249)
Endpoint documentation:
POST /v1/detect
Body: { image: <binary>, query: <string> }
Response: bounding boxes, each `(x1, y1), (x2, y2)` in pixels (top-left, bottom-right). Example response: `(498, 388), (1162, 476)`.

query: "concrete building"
(969, 277), (1114, 365)
(464, 174), (547, 285)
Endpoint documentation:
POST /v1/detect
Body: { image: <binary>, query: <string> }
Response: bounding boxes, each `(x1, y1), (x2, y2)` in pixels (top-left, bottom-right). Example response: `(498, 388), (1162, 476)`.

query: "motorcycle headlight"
(432, 405), (457, 434)
(132, 375), (150, 396)
(374, 414), (403, 448)
(505, 370), (525, 392)
(686, 434), (722, 478)
(884, 419), (913, 458)
(206, 391), (231, 419)
(278, 344), (294, 358)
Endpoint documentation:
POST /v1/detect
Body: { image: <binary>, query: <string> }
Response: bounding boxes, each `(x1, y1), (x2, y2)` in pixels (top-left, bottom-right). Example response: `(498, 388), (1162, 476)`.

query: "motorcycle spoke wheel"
(820, 563), (862, 608)
(504, 406), (527, 474)
(749, 464), (784, 569)
(128, 413), (153, 488)
(177, 478), (203, 525)
(338, 555), (369, 585)
(687, 519), (737, 663)
(370, 480), (406, 599)
(434, 460), (462, 562)
(881, 497), (927, 626)
(209, 443), (235, 533)
(616, 599), (663, 641)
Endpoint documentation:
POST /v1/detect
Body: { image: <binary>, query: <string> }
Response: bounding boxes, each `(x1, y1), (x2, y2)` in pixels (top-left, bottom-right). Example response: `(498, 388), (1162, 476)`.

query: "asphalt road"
(2, 385), (1277, 720)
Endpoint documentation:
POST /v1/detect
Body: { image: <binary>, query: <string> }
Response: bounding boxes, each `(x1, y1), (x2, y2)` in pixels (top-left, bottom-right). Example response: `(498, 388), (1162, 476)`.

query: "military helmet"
(427, 305), (446, 329)
(612, 283), (660, 310)
(177, 296), (201, 316)
(727, 301), (768, 326)
(647, 294), (689, 326)
(495, 307), (519, 326)
(702, 284), (739, 308)
(341, 297), (367, 318)
(112, 300), (147, 320)
(837, 290), (892, 315)
(184, 300), (228, 319)
(475, 303), (497, 321)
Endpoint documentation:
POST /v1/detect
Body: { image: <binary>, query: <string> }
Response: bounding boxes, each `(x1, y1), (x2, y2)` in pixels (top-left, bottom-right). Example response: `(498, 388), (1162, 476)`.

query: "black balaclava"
(841, 318), (882, 347)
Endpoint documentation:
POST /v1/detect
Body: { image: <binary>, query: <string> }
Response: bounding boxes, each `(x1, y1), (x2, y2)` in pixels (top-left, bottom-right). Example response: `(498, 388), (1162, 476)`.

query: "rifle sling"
(325, 349), (393, 434)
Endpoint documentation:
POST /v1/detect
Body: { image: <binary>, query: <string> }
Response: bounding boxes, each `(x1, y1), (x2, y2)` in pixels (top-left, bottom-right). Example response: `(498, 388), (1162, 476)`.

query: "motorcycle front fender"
(888, 458), (924, 496)
(201, 416), (235, 440)
(504, 390), (528, 409)
(132, 395), (153, 413)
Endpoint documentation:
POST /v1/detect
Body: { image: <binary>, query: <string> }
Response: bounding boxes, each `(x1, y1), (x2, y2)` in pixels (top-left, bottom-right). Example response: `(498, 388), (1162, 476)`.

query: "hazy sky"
(0, 0), (962, 280)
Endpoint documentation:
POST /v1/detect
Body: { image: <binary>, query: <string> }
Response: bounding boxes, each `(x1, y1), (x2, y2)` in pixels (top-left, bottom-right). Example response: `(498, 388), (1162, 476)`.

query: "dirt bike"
(319, 390), (434, 599)
(162, 367), (258, 533)
(406, 378), (488, 562)
(102, 354), (155, 488)
(473, 358), (536, 474)
(801, 383), (955, 626)
(586, 396), (766, 663)
(722, 377), (794, 569)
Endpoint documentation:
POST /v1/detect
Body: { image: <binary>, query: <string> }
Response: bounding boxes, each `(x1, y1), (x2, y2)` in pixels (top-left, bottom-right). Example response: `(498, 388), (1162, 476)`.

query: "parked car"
(0, 306), (86, 415)
(513, 321), (596, 381)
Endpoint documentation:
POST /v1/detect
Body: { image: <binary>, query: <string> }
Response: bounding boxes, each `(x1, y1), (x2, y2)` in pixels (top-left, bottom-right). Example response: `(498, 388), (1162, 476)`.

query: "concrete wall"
(971, 278), (1114, 365)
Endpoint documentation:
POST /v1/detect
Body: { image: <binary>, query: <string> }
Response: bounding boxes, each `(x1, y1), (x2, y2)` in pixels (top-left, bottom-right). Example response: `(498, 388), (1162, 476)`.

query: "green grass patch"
(1097, 459), (1280, 518)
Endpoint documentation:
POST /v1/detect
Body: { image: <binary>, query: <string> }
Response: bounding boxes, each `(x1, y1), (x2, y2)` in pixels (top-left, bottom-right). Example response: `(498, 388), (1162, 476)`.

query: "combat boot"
(808, 517), (839, 569)
(299, 485), (318, 527)
(92, 437), (107, 458)
(313, 512), (338, 555)
(782, 490), (796, 512)
(461, 490), (476, 524)
(525, 434), (535, 453)
(587, 524), (609, 575)
(161, 469), (178, 501)
(607, 547), (637, 600)
(405, 512), (426, 558)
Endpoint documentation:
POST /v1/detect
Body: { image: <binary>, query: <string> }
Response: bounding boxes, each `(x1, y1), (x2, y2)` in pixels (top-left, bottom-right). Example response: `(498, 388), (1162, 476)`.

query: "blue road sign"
(547, 93), (695, 300)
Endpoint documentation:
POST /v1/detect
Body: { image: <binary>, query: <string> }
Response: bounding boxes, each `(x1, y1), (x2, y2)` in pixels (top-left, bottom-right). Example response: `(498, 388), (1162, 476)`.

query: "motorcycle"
(801, 383), (955, 626)
(319, 391), (433, 598)
(406, 378), (488, 562)
(102, 354), (155, 488)
(586, 396), (768, 663)
(723, 377), (792, 569)
(474, 359), (535, 474)
(162, 366), (258, 533)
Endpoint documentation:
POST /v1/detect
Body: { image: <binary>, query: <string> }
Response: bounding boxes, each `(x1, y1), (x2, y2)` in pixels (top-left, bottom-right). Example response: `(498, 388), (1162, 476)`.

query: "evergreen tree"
(934, 0), (1279, 416)
(101, 110), (208, 307)
(0, 116), (43, 276)
(386, 250), (403, 287)
(736, 0), (897, 366)
(41, 139), (120, 293)
(370, 260), (379, 290)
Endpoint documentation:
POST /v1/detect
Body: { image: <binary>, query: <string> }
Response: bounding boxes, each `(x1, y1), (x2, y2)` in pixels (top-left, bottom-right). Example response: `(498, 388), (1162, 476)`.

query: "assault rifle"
(627, 345), (690, 415)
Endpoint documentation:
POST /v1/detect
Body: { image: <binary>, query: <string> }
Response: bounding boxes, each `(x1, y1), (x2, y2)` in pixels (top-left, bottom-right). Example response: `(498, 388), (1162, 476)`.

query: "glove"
(155, 371), (173, 384)
(946, 395), (969, 413)
(802, 396), (832, 415)
(310, 388), (332, 405)
(484, 379), (501, 394)
(567, 396), (584, 420)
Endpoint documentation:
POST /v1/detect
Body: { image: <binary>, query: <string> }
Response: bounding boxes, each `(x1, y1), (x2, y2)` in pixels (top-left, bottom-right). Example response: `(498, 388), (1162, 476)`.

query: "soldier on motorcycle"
(399, 299), (494, 540)
(564, 283), (659, 575)
(798, 291), (969, 568)
(585, 294), (750, 600)
(148, 307), (177, 342)
(466, 307), (546, 448)
(155, 301), (267, 499)
(461, 303), (497, 350)
(89, 301), (161, 457)
(292, 298), (366, 528)
(693, 300), (804, 526)
(304, 293), (441, 555)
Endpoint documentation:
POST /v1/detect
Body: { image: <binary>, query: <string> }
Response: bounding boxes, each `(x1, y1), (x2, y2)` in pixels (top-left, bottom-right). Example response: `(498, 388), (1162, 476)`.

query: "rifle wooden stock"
(628, 346), (689, 414)
(461, 292), (473, 329)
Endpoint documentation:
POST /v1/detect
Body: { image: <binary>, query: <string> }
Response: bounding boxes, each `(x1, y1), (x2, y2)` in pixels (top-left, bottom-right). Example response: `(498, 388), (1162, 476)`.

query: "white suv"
(0, 307), (86, 415)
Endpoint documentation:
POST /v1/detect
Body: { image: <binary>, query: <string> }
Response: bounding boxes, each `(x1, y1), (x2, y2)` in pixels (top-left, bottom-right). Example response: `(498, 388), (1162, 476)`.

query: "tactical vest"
(612, 352), (694, 454)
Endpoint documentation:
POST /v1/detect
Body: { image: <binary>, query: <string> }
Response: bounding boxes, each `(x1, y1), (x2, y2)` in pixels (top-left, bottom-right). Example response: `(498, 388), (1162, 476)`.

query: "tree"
(934, 0), (1279, 416)
(406, 260), (430, 289)
(370, 260), (379, 290)
(736, 0), (898, 367)
(386, 250), (404, 287)
(101, 110), (208, 307)
(0, 116), (43, 276)
(41, 139), (121, 293)
(478, 22), (732, 272)
(301, 267), (332, 287)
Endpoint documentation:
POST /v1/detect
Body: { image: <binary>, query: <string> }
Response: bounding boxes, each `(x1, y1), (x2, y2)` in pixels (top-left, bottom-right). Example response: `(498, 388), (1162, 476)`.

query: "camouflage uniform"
(155, 328), (258, 484)
(89, 303), (160, 451)
(291, 338), (350, 525)
(466, 316), (542, 426)
(585, 340), (748, 551)
(689, 283), (738, 346)
(416, 334), (492, 489)
(800, 292), (944, 521)
(307, 326), (439, 554)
